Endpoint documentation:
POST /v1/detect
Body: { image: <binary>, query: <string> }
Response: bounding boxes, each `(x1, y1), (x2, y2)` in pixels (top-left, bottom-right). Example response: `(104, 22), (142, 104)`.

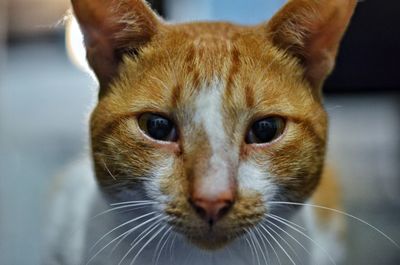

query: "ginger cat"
(43, 0), (357, 264)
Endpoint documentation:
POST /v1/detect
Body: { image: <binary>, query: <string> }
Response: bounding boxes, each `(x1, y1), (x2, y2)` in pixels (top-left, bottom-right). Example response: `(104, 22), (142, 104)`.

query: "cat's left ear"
(71, 0), (161, 96)
(264, 0), (357, 92)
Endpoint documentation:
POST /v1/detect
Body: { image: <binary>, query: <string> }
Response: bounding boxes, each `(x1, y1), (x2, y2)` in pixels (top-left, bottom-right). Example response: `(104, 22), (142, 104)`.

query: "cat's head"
(72, 0), (356, 249)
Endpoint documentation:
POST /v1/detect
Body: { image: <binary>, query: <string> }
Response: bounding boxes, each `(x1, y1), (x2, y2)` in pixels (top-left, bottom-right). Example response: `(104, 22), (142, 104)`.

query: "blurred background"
(0, 0), (399, 264)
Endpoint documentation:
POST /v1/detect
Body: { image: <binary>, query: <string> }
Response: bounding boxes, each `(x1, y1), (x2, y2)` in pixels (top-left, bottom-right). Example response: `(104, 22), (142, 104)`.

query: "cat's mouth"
(165, 196), (266, 250)
(169, 219), (253, 250)
(190, 236), (234, 250)
(175, 226), (245, 250)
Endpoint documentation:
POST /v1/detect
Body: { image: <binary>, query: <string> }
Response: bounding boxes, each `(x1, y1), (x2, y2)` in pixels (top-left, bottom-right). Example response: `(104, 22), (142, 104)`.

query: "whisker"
(246, 229), (261, 265)
(118, 220), (165, 265)
(109, 210), (161, 256)
(90, 211), (156, 252)
(254, 226), (272, 265)
(243, 233), (256, 265)
(102, 159), (117, 180)
(268, 214), (336, 265)
(109, 216), (166, 258)
(260, 223), (297, 265)
(264, 220), (302, 263)
(255, 225), (282, 265)
(112, 205), (157, 217)
(264, 218), (311, 257)
(269, 201), (400, 249)
(268, 213), (306, 231)
(111, 200), (157, 206)
(130, 220), (163, 247)
(153, 227), (172, 265)
(110, 228), (132, 257)
(129, 224), (167, 265)
(250, 228), (268, 265)
(86, 213), (161, 265)
(92, 202), (157, 219)
(169, 232), (177, 263)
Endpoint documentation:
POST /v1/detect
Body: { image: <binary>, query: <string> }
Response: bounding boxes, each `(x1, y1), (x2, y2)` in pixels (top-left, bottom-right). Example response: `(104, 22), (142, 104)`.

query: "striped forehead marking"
(193, 81), (233, 197)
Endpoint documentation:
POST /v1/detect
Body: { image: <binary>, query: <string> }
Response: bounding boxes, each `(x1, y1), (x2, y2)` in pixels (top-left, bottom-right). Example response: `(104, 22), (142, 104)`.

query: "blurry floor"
(0, 40), (399, 265)
(326, 95), (400, 265)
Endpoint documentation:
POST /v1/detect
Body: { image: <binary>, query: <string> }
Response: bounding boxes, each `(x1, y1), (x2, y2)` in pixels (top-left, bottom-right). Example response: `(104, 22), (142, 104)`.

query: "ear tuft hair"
(71, 0), (161, 95)
(265, 0), (357, 91)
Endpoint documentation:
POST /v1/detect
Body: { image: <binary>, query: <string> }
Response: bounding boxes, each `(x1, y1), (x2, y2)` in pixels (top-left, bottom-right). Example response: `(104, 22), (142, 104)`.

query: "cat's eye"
(246, 117), (285, 144)
(138, 113), (178, 142)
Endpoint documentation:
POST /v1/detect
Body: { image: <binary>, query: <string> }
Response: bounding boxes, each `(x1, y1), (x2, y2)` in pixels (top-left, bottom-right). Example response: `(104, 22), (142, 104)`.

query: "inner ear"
(265, 0), (357, 91)
(71, 0), (162, 96)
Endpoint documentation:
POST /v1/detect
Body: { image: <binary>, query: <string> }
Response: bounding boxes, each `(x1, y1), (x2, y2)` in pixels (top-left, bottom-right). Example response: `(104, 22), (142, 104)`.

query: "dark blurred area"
(325, 0), (400, 92)
(0, 1), (399, 265)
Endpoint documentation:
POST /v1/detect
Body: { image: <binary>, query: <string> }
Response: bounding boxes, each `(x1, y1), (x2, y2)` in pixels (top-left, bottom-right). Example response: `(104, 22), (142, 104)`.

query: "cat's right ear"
(263, 0), (357, 95)
(71, 0), (161, 96)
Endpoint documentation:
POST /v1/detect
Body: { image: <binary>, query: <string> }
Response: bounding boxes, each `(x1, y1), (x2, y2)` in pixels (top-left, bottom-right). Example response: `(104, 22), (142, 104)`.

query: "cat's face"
(73, 0), (356, 250)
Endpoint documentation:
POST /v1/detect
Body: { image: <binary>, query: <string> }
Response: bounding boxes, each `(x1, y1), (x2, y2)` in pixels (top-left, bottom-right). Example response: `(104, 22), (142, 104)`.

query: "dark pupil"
(147, 115), (173, 140)
(252, 119), (278, 143)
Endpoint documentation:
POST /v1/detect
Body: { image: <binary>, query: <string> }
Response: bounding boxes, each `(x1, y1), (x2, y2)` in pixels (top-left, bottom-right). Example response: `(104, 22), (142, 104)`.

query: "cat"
(42, 0), (357, 264)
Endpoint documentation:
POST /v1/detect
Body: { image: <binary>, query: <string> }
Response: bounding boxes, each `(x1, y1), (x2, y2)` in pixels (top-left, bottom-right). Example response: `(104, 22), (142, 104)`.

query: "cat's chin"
(181, 228), (245, 251)
(188, 235), (235, 251)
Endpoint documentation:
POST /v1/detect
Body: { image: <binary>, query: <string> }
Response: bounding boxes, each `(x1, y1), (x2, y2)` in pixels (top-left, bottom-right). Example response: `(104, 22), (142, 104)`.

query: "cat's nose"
(189, 192), (234, 226)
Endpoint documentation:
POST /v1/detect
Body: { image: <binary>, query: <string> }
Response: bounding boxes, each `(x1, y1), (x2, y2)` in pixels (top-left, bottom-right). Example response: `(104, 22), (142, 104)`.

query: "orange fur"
(312, 166), (345, 224)
(71, 0), (357, 251)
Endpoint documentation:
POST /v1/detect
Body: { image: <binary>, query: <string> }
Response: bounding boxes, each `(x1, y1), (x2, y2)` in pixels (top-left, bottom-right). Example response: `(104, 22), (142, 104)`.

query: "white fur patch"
(237, 161), (277, 201)
(145, 157), (174, 207)
(192, 81), (277, 203)
(193, 81), (234, 199)
(43, 156), (98, 265)
(302, 203), (346, 265)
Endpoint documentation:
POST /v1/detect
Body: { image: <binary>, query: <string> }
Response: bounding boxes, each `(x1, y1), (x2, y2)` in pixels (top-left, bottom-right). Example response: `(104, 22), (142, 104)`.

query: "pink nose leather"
(190, 192), (234, 226)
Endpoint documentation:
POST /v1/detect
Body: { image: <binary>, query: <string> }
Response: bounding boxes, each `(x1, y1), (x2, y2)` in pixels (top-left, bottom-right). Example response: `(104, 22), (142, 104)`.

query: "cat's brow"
(94, 113), (136, 138)
(291, 116), (325, 144)
(170, 83), (182, 108)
